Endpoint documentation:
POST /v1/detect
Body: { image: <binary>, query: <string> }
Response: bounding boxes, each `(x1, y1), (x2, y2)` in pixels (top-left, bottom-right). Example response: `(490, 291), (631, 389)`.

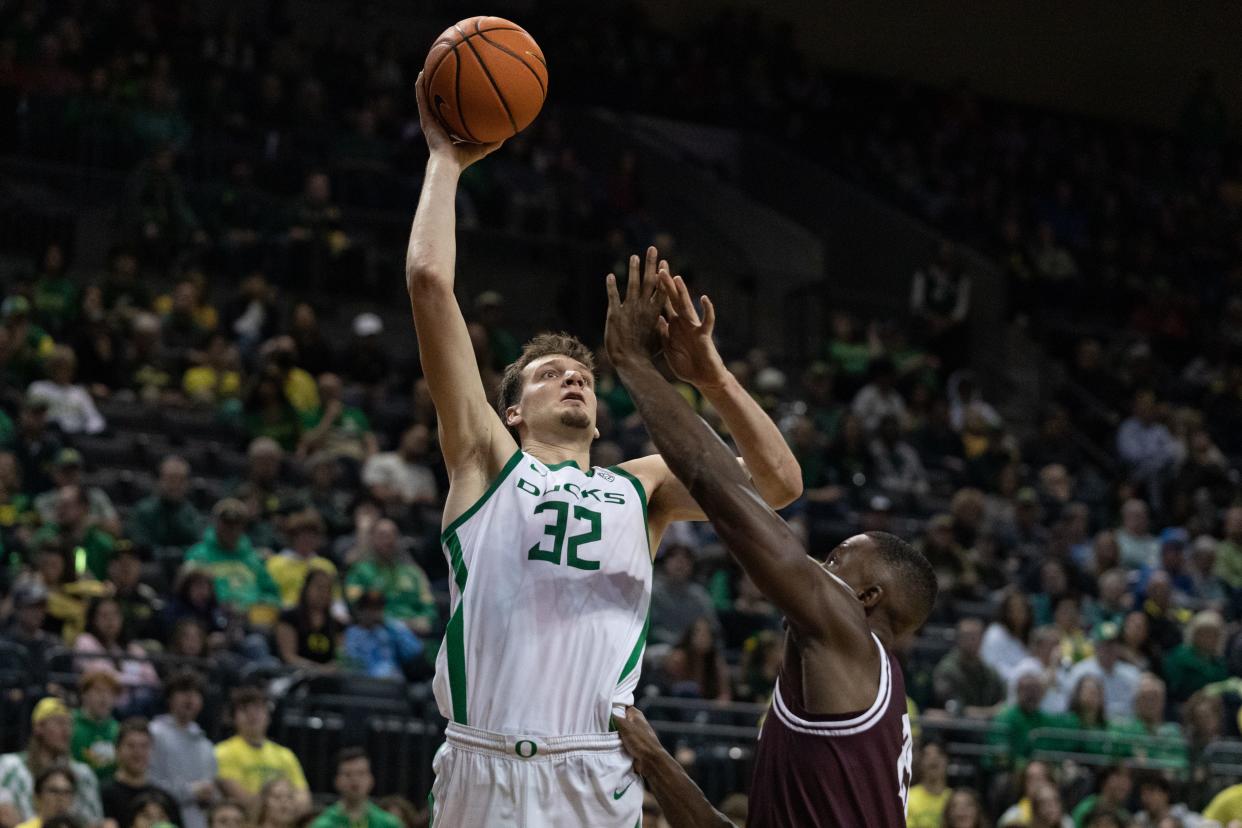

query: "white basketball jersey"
(433, 450), (652, 736)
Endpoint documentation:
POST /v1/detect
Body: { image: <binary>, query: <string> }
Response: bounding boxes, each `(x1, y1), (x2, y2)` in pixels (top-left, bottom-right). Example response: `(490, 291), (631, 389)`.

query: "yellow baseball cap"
(31, 697), (70, 726)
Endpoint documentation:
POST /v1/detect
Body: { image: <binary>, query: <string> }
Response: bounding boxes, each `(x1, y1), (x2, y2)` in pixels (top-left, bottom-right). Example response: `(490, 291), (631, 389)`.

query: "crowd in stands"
(2, 2), (1242, 828)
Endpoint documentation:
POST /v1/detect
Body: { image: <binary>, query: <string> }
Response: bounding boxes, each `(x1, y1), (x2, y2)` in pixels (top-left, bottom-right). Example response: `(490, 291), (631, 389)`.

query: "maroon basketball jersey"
(748, 634), (913, 827)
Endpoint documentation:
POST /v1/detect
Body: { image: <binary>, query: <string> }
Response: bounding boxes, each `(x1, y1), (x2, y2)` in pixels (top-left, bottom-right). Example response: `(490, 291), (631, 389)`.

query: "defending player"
(407, 74), (802, 827)
(605, 262), (938, 827)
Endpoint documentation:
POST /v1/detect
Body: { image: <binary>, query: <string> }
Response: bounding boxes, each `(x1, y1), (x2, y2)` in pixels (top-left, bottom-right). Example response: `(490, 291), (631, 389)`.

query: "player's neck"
(522, 438), (592, 472)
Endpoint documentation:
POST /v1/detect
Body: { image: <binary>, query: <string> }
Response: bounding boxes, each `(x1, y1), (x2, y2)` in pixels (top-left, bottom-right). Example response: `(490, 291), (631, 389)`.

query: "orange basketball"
(422, 16), (548, 144)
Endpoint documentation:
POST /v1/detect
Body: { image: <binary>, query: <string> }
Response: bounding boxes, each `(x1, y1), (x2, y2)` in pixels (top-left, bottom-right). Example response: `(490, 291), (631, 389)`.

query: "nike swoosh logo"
(612, 780), (634, 800)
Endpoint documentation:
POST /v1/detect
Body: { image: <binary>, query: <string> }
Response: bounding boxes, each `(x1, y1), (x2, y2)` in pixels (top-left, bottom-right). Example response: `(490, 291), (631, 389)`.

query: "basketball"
(422, 16), (548, 144)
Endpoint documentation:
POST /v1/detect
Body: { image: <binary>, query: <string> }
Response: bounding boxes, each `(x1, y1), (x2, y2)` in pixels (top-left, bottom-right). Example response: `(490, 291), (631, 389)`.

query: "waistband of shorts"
(445, 722), (622, 759)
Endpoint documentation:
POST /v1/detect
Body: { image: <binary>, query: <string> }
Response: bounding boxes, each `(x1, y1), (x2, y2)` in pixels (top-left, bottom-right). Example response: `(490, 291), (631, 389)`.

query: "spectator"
(1140, 572), (1189, 658)
(340, 314), (391, 392)
(300, 453), (352, 537)
(33, 450), (119, 537)
(1026, 783), (1071, 828)
(344, 519), (436, 636)
(1069, 766), (1131, 828)
(990, 675), (1067, 765)
(309, 749), (400, 828)
(1162, 610), (1227, 705)
(1087, 569), (1132, 630)
(649, 545), (720, 647)
(1115, 499), (1159, 571)
(1214, 505), (1242, 591)
(124, 790), (177, 828)
(1108, 674), (1186, 769)
(342, 591), (423, 679)
(360, 425), (438, 506)
(214, 688), (308, 814)
(274, 569), (341, 670)
(0, 698), (102, 826)
(185, 499), (280, 623)
(1185, 535), (1227, 609)
(942, 789), (987, 828)
(0, 298), (56, 390)
(149, 672), (218, 828)
(996, 761), (1058, 826)
(265, 509), (338, 609)
(1058, 674), (1110, 756)
(157, 569), (227, 645)
(107, 546), (161, 642)
(70, 670), (121, 782)
(182, 333), (241, 406)
(1064, 622), (1142, 720)
(73, 597), (160, 712)
(296, 373), (376, 462)
(19, 767), (78, 828)
(224, 274), (280, 356)
(1010, 626), (1071, 713)
(1130, 773), (1199, 827)
(99, 719), (179, 826)
(26, 346), (105, 435)
(230, 438), (289, 549)
(126, 456), (205, 549)
(1116, 390), (1177, 511)
(661, 618), (731, 702)
(9, 396), (62, 496)
(31, 486), (116, 581)
(257, 338), (319, 416)
(910, 242), (971, 371)
(242, 369), (302, 452)
(24, 224), (70, 320)
(870, 415), (929, 507)
(0, 582), (58, 682)
(254, 778), (302, 828)
(206, 802), (245, 828)
(287, 304), (335, 378)
(374, 796), (423, 828)
(26, 539), (109, 642)
(931, 618), (1006, 716)
(906, 742), (952, 828)
(981, 589), (1033, 681)
(851, 358), (908, 434)
(919, 515), (977, 600)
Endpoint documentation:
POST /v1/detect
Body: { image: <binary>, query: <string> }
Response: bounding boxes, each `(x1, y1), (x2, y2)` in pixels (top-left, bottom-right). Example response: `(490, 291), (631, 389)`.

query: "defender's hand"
(613, 706), (665, 777)
(415, 71), (503, 170)
(657, 272), (727, 390)
(605, 246), (666, 369)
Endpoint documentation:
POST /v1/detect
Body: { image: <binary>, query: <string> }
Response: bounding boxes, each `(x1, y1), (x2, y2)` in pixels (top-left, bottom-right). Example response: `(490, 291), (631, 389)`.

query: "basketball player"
(605, 262), (938, 827)
(407, 74), (803, 827)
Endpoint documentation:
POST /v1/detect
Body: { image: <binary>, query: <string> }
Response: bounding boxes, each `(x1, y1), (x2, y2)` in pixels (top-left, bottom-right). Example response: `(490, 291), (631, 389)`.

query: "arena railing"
(1029, 727), (1190, 775)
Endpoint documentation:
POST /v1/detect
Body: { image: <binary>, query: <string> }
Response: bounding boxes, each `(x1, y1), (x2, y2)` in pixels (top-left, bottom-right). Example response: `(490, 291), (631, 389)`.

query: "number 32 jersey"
(433, 450), (653, 736)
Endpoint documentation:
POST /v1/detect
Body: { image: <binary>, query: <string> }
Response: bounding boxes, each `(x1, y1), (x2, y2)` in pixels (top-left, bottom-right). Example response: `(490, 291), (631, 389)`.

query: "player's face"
(822, 534), (876, 595)
(512, 355), (598, 438)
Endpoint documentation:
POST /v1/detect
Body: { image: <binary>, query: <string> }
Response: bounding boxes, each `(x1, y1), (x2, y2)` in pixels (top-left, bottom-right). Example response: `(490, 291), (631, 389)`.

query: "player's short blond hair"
(497, 333), (596, 423)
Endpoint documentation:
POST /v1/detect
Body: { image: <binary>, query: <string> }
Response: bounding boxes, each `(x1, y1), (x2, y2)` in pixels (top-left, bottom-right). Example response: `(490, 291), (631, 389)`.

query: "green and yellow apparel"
(213, 736), (308, 795)
(31, 273), (78, 334)
(185, 527), (280, 613)
(71, 708), (119, 782)
(1162, 642), (1228, 702)
(310, 800), (402, 828)
(345, 559), (436, 629)
(30, 523), (116, 581)
(298, 404), (372, 460)
(0, 490), (34, 532)
(989, 705), (1074, 766)
(1204, 782), (1242, 824)
(182, 365), (241, 402)
(46, 577), (111, 642)
(1107, 718), (1187, 769)
(267, 552), (339, 608)
(1070, 795), (1129, 828)
(284, 368), (320, 415)
(906, 784), (951, 828)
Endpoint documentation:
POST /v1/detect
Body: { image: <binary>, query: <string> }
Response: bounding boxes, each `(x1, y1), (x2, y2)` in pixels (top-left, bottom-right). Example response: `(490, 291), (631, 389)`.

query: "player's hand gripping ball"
(422, 16), (548, 144)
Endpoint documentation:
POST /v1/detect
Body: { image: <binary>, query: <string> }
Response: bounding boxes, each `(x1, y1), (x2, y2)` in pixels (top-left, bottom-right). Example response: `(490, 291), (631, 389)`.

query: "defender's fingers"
(701, 294), (716, 332)
(625, 255), (640, 301)
(673, 275), (699, 324)
(605, 273), (621, 309)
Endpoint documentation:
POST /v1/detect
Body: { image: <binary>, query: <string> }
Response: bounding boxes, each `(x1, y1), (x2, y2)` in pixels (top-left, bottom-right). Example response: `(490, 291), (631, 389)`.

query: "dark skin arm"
(605, 262), (880, 712)
(613, 708), (733, 828)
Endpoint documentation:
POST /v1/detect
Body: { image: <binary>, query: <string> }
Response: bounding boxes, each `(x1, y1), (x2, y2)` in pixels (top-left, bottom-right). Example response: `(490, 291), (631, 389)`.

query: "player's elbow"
(404, 261), (452, 297)
(764, 464), (803, 509)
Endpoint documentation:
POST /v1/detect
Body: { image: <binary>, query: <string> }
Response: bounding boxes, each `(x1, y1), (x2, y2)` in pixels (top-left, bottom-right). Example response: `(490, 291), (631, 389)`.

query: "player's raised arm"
(604, 264), (863, 647)
(618, 250), (802, 530)
(406, 73), (514, 473)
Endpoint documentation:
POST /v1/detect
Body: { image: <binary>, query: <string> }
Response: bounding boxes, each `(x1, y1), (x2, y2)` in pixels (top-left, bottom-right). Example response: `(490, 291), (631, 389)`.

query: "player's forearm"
(616, 360), (806, 578)
(699, 374), (802, 507)
(405, 157), (462, 287)
(640, 750), (734, 828)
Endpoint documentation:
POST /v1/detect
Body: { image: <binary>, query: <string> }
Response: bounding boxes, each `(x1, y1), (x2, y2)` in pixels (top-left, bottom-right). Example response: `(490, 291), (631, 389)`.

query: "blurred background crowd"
(3, 1), (1242, 827)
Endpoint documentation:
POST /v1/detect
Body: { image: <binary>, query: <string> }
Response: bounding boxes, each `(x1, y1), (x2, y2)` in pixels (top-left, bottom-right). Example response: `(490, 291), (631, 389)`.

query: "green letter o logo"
(515, 740), (538, 758)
